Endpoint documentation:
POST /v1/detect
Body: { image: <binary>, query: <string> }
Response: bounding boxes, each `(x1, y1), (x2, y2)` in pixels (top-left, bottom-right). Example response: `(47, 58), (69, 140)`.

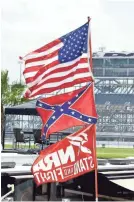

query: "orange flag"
(31, 124), (96, 186)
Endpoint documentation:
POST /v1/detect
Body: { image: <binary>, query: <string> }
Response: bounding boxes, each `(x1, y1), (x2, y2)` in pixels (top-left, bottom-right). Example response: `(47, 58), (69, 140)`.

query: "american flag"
(22, 22), (93, 99)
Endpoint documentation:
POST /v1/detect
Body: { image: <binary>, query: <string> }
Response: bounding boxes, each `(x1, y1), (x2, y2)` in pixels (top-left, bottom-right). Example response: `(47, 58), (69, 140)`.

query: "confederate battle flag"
(36, 82), (98, 139)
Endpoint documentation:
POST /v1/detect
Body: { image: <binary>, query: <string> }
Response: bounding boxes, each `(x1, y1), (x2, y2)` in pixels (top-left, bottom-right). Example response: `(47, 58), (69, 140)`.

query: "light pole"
(18, 56), (23, 84)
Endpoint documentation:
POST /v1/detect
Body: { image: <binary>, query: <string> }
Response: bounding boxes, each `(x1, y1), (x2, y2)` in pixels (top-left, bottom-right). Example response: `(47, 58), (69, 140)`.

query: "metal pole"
(20, 61), (21, 84)
(18, 60), (22, 84)
(49, 183), (57, 201)
(2, 115), (6, 150)
(87, 16), (98, 202)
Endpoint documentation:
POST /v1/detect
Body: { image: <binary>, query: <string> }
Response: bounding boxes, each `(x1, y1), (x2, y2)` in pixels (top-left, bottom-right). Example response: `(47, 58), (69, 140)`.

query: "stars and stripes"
(36, 83), (97, 138)
(22, 22), (93, 98)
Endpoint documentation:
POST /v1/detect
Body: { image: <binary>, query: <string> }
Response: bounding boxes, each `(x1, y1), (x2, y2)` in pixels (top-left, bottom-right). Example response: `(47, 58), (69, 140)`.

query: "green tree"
(1, 69), (27, 106)
(1, 69), (27, 145)
(1, 69), (9, 105)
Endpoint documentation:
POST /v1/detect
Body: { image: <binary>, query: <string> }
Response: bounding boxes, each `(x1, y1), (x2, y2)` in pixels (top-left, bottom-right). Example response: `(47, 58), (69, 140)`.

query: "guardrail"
(93, 68), (134, 77)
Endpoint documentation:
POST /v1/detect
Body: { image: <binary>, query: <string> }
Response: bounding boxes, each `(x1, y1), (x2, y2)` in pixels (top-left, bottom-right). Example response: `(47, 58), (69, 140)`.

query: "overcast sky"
(1, 0), (134, 83)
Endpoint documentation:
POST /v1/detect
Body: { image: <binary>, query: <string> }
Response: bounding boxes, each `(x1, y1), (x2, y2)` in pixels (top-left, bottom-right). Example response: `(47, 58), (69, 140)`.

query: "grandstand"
(93, 51), (134, 146)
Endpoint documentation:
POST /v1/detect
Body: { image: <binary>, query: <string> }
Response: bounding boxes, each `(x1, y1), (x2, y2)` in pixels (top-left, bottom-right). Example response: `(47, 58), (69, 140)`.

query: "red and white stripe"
(22, 39), (93, 99)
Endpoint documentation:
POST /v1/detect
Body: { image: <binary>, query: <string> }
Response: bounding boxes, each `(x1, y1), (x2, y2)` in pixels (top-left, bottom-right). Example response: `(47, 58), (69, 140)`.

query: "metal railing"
(93, 68), (134, 77)
(1, 184), (14, 201)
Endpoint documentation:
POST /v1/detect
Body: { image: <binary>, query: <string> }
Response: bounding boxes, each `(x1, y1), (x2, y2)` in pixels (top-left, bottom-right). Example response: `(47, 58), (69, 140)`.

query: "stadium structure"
(4, 51), (134, 148)
(93, 51), (134, 147)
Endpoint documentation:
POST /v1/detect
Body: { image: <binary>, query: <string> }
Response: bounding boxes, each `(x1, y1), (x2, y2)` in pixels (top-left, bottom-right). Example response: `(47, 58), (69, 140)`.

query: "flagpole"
(87, 17), (93, 71)
(87, 16), (98, 202)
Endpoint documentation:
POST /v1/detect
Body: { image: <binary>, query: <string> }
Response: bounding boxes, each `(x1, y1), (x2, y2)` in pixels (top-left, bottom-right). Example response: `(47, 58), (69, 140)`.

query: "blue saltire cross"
(36, 83), (97, 139)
